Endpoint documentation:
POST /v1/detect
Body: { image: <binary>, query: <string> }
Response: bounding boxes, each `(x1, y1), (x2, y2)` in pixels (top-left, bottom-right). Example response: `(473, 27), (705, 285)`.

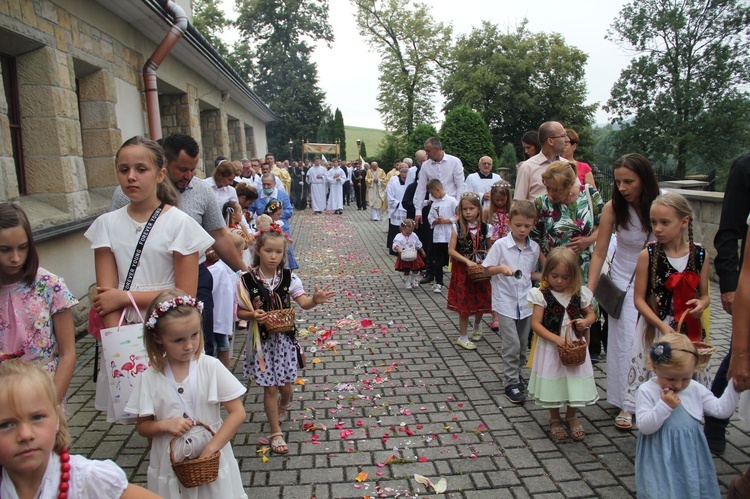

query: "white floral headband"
(146, 295), (203, 330)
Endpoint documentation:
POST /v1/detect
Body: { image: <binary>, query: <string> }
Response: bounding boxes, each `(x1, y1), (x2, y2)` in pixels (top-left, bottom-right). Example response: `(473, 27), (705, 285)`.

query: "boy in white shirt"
(208, 231), (245, 368)
(482, 200), (541, 404)
(426, 179), (458, 293)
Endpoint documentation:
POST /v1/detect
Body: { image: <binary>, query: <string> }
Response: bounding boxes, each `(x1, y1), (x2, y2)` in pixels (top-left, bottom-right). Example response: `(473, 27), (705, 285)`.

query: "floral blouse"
(531, 184), (603, 285)
(0, 268), (78, 373)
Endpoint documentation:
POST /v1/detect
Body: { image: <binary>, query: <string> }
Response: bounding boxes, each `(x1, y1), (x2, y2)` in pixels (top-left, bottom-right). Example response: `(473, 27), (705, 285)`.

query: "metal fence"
(591, 166), (715, 202)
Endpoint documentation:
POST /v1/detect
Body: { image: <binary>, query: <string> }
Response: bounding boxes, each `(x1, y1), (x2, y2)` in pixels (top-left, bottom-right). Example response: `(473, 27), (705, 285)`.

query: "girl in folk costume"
(447, 192), (492, 350)
(623, 192), (711, 414)
(482, 181), (512, 332)
(527, 247), (598, 442)
(264, 200), (299, 270)
(393, 219), (427, 289)
(0, 360), (159, 499)
(237, 225), (335, 455)
(0, 204), (77, 402)
(125, 290), (246, 498)
(365, 162), (387, 221)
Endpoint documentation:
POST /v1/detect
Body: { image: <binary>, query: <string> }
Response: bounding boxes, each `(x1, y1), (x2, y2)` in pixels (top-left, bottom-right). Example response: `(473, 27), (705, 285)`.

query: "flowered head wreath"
(146, 295), (203, 330)
(460, 191), (481, 201)
(264, 200), (283, 215)
(491, 181), (512, 190)
(258, 223), (284, 236)
(649, 341), (698, 365)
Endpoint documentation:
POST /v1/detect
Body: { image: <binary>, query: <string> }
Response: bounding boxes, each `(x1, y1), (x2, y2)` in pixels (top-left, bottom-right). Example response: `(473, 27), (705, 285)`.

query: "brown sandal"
(565, 417), (585, 441)
(549, 418), (569, 441)
(269, 432), (289, 454)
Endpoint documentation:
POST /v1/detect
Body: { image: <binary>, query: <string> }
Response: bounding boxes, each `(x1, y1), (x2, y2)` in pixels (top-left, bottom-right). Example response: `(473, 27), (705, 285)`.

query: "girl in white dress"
(0, 360), (158, 499)
(85, 136), (214, 422)
(125, 290), (247, 499)
(588, 153), (660, 430)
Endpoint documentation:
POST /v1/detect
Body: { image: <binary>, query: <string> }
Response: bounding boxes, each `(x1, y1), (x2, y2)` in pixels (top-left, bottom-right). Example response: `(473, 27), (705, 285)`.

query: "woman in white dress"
(587, 153), (660, 430)
(85, 136), (214, 422)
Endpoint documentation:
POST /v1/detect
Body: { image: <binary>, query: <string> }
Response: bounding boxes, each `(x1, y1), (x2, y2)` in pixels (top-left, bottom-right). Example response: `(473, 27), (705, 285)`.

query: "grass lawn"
(345, 126), (386, 160)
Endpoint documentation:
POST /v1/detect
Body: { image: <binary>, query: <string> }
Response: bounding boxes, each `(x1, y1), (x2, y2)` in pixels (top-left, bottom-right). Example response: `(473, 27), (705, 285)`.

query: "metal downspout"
(143, 0), (188, 141)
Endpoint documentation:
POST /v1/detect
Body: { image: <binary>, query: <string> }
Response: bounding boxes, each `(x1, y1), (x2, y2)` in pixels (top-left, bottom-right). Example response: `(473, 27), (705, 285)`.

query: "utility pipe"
(143, 0), (188, 141)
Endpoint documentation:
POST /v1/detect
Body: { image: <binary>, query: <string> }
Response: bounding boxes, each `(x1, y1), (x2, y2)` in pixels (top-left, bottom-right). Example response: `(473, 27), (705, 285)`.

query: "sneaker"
(505, 385), (526, 404)
(456, 338), (477, 350)
(405, 281), (412, 290)
(471, 330), (483, 342)
(419, 274), (435, 284)
(433, 283), (443, 293)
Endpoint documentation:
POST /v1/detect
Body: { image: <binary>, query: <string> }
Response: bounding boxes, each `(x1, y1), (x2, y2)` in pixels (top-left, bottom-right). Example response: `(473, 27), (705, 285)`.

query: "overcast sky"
(219, 0), (634, 129)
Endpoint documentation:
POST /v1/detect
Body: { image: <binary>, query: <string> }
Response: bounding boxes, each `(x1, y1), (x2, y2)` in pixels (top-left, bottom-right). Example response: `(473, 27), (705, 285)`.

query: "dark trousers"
(198, 264), (215, 356)
(416, 209), (433, 275)
(430, 242), (449, 285)
(705, 349), (731, 427)
(354, 186), (366, 209)
(387, 222), (400, 255)
(588, 310), (609, 356)
(343, 181), (351, 205)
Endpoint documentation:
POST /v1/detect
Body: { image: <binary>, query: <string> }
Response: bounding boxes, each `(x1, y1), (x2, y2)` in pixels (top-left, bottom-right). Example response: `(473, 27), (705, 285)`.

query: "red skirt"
(447, 258), (492, 316)
(395, 254), (425, 271)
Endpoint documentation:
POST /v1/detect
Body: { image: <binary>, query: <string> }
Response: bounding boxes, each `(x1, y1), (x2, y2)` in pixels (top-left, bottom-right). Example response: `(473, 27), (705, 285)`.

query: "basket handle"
(675, 309), (690, 334)
(169, 421), (216, 464)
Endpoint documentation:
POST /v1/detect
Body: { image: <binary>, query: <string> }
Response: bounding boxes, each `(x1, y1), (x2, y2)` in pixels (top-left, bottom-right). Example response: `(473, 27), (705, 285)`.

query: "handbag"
(593, 233), (649, 319)
(100, 291), (149, 422)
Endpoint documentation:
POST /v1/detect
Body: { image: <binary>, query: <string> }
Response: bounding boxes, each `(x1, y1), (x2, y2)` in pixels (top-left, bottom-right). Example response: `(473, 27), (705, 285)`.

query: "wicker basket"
(400, 248), (417, 262)
(467, 264), (490, 282)
(675, 310), (715, 371)
(170, 422), (220, 488)
(557, 324), (588, 367)
(264, 293), (296, 334)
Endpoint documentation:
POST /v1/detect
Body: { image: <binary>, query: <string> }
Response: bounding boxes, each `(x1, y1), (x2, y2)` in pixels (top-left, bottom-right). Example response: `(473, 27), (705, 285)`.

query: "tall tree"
(442, 21), (596, 160)
(606, 0), (750, 179)
(317, 109), (333, 143)
(406, 123), (438, 156)
(234, 0), (333, 157)
(439, 106), (496, 174)
(352, 0), (452, 137)
(333, 108), (346, 159)
(192, 0), (231, 57)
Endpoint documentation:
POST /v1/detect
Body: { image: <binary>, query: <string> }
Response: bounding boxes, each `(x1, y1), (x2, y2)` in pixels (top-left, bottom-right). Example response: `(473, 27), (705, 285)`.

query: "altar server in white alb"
(306, 158), (328, 214)
(326, 159), (345, 214)
(386, 165), (410, 254)
(464, 156), (502, 209)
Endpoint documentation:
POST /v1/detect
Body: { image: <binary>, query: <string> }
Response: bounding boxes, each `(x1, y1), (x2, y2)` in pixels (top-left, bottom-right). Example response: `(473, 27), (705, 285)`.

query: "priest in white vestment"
(307, 161), (328, 213)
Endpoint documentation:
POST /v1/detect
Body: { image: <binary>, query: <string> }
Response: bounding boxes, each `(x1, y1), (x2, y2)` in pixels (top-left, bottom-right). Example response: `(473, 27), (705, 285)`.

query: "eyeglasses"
(548, 134), (568, 140)
(480, 162), (493, 166)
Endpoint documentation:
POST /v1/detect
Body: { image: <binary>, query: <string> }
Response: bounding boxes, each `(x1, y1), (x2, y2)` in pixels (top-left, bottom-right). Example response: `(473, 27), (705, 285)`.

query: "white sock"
(460, 335), (469, 343)
(473, 322), (482, 333)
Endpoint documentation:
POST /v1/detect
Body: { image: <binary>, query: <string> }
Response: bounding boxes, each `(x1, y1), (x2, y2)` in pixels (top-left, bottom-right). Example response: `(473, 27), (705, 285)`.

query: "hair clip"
(650, 342), (672, 364)
(460, 191), (481, 200)
(264, 200), (283, 214)
(146, 296), (203, 330)
(492, 181), (512, 189)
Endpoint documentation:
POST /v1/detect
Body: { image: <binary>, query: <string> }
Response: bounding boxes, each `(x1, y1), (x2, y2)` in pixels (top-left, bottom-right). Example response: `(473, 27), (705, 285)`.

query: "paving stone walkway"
(67, 207), (748, 498)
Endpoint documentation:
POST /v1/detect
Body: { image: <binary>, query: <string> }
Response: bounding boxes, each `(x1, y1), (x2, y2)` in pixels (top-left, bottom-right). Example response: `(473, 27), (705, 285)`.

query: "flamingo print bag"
(100, 291), (150, 422)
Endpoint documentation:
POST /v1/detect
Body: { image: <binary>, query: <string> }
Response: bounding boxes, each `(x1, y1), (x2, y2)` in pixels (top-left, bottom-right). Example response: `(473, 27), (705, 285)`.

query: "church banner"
(303, 142), (340, 155)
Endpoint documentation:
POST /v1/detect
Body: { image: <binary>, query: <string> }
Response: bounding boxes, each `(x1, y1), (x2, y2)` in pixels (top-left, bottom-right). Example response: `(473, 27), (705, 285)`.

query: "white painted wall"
(114, 77), (146, 141)
(37, 230), (95, 300)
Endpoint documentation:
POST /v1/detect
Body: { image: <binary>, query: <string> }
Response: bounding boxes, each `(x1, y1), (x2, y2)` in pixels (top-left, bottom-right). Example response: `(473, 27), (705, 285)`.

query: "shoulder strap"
(123, 203), (165, 291)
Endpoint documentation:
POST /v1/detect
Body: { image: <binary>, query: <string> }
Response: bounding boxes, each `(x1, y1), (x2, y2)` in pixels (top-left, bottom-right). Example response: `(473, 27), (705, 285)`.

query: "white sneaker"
(433, 283), (443, 293)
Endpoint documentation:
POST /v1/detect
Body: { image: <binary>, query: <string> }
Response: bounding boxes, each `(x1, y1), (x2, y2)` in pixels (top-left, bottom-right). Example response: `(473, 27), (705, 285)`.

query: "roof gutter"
(143, 0), (187, 140)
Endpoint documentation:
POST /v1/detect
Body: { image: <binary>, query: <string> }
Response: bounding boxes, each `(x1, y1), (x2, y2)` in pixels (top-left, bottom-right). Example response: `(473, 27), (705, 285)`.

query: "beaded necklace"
(57, 447), (71, 499)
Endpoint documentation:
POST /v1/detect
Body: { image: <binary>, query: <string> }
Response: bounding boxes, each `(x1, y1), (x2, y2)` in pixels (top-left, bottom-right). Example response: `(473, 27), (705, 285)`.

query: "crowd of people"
(0, 123), (749, 498)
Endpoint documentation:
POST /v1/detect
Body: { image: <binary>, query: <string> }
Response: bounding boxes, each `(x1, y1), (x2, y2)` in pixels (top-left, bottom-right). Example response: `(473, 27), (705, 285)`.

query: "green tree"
(353, 0), (452, 137)
(499, 142), (518, 169)
(371, 133), (405, 171)
(442, 21), (596, 159)
(317, 109), (333, 143)
(333, 108), (346, 159)
(234, 0), (333, 157)
(406, 123), (438, 156)
(439, 106), (496, 174)
(606, 0), (750, 179)
(192, 0), (230, 57)
(359, 140), (368, 160)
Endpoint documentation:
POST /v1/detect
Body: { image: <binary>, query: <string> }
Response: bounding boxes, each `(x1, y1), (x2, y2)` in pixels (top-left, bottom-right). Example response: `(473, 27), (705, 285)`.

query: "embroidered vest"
(541, 289), (584, 335)
(241, 268), (293, 341)
(456, 223), (489, 259)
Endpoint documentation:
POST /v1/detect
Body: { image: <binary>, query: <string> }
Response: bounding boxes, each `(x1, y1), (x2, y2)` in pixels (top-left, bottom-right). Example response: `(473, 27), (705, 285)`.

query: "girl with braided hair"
(623, 192), (711, 417)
